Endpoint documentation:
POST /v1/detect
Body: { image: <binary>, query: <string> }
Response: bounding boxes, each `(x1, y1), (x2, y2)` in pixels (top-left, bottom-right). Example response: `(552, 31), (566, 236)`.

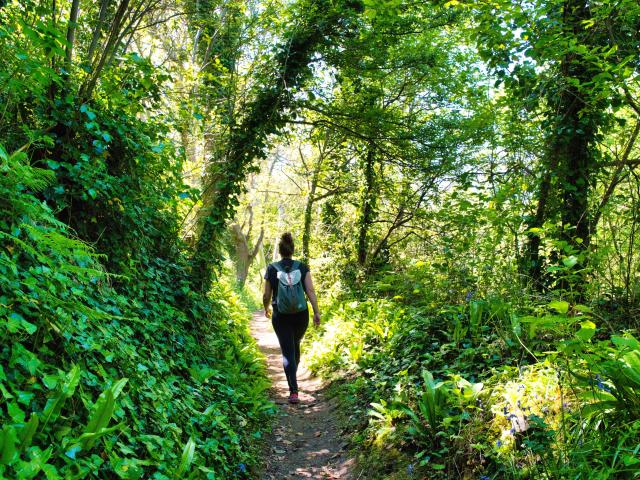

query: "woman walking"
(263, 232), (321, 404)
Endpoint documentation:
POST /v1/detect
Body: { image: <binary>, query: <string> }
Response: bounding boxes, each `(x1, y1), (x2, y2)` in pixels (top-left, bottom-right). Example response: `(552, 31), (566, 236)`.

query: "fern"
(0, 144), (55, 192)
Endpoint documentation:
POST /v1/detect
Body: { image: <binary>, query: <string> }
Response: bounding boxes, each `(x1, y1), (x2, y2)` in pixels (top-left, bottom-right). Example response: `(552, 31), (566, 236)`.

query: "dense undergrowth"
(0, 145), (273, 478)
(306, 262), (640, 479)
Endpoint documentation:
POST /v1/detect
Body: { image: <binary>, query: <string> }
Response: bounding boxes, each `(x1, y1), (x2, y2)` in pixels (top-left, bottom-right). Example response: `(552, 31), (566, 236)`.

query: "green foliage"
(0, 137), (271, 477)
(307, 261), (640, 478)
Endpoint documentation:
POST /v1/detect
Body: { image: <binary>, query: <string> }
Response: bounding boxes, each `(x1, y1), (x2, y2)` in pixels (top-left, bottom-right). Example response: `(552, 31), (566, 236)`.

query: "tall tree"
(474, 0), (640, 291)
(190, 0), (363, 292)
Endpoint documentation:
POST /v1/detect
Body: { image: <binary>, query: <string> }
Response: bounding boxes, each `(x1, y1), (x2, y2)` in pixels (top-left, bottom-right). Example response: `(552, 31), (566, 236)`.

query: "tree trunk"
(302, 157), (322, 264)
(86, 0), (110, 68)
(79, 0), (131, 101)
(552, 0), (596, 297)
(229, 223), (264, 286)
(558, 0), (593, 249)
(522, 166), (554, 289)
(64, 0), (81, 70)
(357, 145), (376, 266)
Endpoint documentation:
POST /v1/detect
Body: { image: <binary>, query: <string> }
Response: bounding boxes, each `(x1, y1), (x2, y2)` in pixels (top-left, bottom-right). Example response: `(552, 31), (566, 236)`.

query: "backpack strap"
(273, 260), (298, 273)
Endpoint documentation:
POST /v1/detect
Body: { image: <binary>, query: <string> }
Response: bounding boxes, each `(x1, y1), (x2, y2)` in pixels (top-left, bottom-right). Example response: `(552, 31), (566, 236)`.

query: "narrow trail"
(251, 311), (355, 479)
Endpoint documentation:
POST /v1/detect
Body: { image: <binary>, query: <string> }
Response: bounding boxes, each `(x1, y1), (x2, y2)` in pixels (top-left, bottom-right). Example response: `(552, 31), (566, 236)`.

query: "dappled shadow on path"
(251, 311), (355, 479)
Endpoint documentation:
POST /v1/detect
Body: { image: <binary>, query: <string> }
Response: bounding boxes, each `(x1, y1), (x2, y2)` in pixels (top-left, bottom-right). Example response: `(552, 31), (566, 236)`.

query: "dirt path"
(251, 311), (355, 479)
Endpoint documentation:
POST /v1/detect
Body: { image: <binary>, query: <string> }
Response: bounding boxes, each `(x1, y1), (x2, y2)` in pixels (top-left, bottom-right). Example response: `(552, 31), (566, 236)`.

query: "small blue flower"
(238, 463), (246, 473)
(407, 463), (415, 475)
(496, 440), (502, 447)
(480, 476), (491, 480)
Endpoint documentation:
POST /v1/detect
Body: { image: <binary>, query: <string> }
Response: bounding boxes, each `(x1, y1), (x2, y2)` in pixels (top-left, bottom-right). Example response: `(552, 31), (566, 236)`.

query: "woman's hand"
(304, 273), (321, 328)
(263, 281), (272, 319)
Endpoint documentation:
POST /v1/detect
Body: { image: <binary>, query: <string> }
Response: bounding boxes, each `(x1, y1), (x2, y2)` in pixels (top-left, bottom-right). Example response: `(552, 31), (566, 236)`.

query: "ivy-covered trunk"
(302, 161), (321, 264)
(522, 0), (599, 293)
(357, 145), (376, 266)
(554, 0), (597, 295)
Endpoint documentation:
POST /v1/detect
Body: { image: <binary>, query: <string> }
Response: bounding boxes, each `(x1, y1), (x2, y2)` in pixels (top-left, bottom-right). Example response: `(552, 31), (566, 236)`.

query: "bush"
(0, 144), (273, 479)
(307, 259), (640, 479)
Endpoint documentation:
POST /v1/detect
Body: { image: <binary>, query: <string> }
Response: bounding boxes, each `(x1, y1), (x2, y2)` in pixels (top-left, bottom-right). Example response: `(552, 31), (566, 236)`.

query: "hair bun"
(278, 232), (295, 257)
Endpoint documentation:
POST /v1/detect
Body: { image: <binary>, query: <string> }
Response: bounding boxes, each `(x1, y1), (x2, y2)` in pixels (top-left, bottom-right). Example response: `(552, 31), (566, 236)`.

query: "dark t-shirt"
(264, 258), (310, 307)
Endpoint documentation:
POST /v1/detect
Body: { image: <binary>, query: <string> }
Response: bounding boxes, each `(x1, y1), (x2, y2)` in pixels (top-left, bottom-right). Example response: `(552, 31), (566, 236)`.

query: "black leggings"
(272, 309), (309, 394)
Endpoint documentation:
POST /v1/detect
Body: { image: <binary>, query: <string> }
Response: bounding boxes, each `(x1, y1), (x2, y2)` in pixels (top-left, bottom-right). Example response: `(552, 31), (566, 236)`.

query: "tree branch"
(592, 120), (640, 229)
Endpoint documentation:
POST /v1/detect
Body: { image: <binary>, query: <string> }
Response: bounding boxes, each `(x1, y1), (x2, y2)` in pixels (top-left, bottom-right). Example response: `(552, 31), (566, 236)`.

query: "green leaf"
(112, 457), (146, 480)
(8, 401), (25, 422)
(548, 300), (569, 314)
(62, 365), (81, 397)
(20, 446), (53, 478)
(175, 437), (196, 477)
(0, 426), (17, 465)
(612, 334), (640, 352)
(7, 312), (37, 334)
(80, 104), (97, 121)
(623, 454), (640, 466)
(575, 320), (596, 342)
(0, 143), (8, 161)
(42, 374), (59, 390)
(42, 464), (61, 480)
(18, 413), (39, 450)
(110, 378), (129, 399)
(82, 389), (115, 449)
(41, 365), (81, 428)
(573, 304), (592, 313)
(81, 378), (127, 450)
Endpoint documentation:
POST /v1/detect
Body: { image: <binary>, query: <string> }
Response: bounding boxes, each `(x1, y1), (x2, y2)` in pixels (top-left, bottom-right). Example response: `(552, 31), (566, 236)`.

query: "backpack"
(273, 260), (307, 314)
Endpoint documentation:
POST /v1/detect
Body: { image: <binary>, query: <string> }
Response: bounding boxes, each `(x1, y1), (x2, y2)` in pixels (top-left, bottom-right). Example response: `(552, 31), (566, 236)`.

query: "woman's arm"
(263, 281), (272, 318)
(303, 272), (321, 327)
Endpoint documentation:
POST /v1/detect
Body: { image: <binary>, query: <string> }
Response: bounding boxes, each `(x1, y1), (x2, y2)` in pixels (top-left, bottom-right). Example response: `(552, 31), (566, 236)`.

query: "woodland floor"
(251, 311), (356, 479)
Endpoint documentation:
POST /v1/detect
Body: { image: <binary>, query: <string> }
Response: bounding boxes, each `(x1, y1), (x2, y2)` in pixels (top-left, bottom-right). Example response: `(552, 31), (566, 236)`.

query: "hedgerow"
(0, 144), (273, 479)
